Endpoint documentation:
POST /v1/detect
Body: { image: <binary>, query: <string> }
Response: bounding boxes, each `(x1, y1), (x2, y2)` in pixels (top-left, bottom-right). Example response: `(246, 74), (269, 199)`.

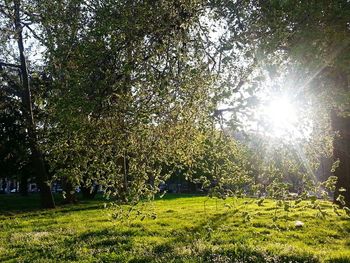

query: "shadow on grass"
(48, 210), (330, 263)
(142, 209), (349, 263)
(0, 228), (136, 262)
(0, 193), (204, 218)
(1, 194), (350, 262)
(0, 193), (48, 213)
(0, 193), (206, 215)
(0, 193), (105, 218)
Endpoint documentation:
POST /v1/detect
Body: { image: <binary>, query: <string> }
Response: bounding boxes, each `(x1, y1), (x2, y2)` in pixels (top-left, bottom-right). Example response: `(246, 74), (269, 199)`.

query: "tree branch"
(22, 22), (43, 41)
(0, 4), (13, 19)
(0, 62), (21, 69)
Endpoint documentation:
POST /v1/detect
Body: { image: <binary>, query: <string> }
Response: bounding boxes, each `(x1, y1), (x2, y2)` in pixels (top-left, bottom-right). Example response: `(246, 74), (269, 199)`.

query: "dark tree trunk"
(123, 152), (129, 198)
(115, 154), (129, 202)
(331, 111), (350, 206)
(81, 184), (97, 199)
(13, 0), (55, 208)
(61, 178), (78, 204)
(328, 67), (350, 206)
(19, 172), (29, 196)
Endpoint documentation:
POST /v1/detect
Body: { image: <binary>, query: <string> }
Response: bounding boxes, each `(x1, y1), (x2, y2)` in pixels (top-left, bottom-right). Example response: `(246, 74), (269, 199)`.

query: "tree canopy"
(0, 0), (349, 207)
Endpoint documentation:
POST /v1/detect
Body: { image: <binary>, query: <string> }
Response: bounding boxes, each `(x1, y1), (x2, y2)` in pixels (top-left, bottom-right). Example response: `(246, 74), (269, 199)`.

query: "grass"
(0, 194), (349, 262)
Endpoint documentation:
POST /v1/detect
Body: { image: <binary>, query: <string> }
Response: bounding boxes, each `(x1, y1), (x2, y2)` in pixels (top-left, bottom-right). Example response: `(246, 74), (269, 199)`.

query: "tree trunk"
(61, 178), (78, 204)
(19, 172), (29, 196)
(14, 0), (55, 208)
(331, 110), (350, 206)
(115, 154), (129, 202)
(81, 184), (97, 199)
(123, 152), (129, 198)
(328, 67), (350, 206)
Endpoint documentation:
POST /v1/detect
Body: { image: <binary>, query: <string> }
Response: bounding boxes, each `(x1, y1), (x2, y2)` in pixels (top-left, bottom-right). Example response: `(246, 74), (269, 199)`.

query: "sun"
(266, 97), (297, 127)
(263, 96), (298, 138)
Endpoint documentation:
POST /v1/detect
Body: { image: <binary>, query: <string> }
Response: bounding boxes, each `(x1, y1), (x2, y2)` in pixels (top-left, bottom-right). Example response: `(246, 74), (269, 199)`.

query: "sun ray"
(295, 39), (350, 98)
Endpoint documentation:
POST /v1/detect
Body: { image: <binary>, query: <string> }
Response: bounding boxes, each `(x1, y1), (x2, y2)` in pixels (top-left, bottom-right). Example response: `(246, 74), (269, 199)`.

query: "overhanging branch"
(0, 62), (21, 69)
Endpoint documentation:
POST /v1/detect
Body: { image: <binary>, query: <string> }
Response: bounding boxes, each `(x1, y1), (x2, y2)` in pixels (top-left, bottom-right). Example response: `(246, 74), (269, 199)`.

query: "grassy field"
(0, 194), (349, 263)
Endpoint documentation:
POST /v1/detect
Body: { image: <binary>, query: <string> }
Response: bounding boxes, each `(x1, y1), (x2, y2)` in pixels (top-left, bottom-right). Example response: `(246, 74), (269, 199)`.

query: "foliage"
(32, 0), (223, 202)
(211, 0), (350, 204)
(187, 130), (252, 199)
(0, 74), (29, 180)
(0, 0), (349, 209)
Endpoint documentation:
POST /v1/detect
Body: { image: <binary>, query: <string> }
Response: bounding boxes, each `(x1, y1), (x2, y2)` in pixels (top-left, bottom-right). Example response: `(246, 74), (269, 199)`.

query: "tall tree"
(32, 0), (220, 202)
(0, 0), (55, 208)
(216, 0), (350, 204)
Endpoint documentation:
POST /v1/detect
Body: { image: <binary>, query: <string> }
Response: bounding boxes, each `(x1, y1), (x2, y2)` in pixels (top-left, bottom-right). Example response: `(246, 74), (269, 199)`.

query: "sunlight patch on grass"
(0, 194), (349, 262)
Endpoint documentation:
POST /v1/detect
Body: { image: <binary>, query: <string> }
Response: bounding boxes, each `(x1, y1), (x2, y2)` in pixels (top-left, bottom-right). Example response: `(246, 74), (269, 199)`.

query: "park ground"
(0, 194), (350, 262)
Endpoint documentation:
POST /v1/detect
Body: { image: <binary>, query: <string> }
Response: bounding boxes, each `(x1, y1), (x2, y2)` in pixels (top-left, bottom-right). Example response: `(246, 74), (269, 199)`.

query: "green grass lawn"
(0, 194), (349, 262)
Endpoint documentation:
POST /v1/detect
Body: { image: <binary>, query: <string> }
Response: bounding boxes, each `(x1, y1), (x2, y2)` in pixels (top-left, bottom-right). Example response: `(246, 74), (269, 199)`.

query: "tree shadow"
(0, 193), (105, 216)
(143, 210), (334, 263)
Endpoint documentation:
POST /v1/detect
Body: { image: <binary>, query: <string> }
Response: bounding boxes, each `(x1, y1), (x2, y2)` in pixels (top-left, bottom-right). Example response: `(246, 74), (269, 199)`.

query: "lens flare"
(262, 96), (298, 138)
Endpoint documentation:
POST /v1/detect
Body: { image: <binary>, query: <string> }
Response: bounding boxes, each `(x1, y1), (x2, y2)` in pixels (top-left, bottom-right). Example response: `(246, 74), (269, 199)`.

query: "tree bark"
(61, 178), (78, 204)
(19, 172), (29, 196)
(81, 184), (97, 199)
(328, 67), (350, 206)
(331, 110), (350, 205)
(14, 0), (55, 208)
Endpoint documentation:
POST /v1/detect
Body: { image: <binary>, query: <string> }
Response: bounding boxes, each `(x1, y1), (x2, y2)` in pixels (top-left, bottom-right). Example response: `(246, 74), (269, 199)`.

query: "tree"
(266, 1), (349, 204)
(0, 0), (55, 208)
(30, 0), (223, 202)
(215, 0), (350, 204)
(0, 73), (29, 194)
(191, 130), (251, 198)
